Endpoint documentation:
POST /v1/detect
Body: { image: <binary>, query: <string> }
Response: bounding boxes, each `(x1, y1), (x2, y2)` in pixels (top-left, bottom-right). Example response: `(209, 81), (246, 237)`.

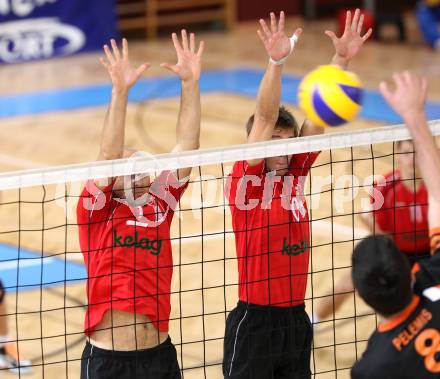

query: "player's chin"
(112, 188), (148, 200)
(133, 189), (149, 199)
(275, 168), (289, 176)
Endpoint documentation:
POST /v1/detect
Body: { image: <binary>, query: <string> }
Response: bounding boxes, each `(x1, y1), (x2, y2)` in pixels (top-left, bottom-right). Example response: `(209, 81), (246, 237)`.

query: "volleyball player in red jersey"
(370, 145), (429, 262)
(223, 10), (371, 379)
(315, 140), (431, 323)
(77, 32), (204, 379)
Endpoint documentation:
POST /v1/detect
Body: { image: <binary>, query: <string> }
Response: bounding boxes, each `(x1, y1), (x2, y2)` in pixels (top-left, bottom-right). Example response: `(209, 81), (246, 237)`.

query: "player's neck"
(379, 296), (416, 326)
(380, 312), (400, 325)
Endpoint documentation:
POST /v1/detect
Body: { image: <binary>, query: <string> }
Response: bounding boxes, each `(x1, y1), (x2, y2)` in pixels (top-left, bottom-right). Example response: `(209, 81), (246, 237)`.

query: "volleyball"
(298, 64), (363, 128)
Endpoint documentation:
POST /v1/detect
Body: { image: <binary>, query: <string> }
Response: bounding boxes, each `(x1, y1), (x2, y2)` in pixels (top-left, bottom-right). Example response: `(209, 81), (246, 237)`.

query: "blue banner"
(0, 0), (119, 64)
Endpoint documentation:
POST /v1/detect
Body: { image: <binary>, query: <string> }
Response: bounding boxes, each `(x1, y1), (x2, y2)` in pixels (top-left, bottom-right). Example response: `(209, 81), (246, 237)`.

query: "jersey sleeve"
(149, 170), (189, 214)
(413, 227), (440, 293)
(76, 179), (114, 224)
(289, 151), (320, 178)
(350, 336), (386, 379)
(370, 176), (393, 233)
(232, 160), (266, 177)
(351, 362), (366, 379)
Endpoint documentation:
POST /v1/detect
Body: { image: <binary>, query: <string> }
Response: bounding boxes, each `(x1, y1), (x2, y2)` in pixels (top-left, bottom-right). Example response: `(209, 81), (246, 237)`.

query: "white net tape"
(0, 120), (439, 191)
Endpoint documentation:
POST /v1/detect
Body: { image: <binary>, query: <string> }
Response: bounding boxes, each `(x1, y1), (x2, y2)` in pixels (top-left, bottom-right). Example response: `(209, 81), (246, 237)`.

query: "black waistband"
(237, 301), (305, 313)
(404, 251), (431, 256)
(86, 336), (172, 357)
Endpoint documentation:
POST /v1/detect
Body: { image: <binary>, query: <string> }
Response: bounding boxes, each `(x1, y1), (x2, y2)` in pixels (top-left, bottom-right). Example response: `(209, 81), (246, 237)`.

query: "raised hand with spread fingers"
(100, 38), (150, 94)
(257, 11), (302, 64)
(380, 71), (440, 236)
(161, 30), (205, 179)
(379, 72), (427, 120)
(326, 8), (373, 69)
(160, 30), (204, 83)
(97, 39), (150, 165)
(246, 11), (304, 155)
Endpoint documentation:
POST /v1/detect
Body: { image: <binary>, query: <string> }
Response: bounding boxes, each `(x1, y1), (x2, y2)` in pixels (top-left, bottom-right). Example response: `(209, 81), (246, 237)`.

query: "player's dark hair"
(352, 235), (412, 317)
(246, 106), (300, 137)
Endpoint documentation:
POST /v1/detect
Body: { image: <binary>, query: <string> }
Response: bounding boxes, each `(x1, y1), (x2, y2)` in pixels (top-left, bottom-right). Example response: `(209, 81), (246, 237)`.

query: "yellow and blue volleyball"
(298, 65), (363, 128)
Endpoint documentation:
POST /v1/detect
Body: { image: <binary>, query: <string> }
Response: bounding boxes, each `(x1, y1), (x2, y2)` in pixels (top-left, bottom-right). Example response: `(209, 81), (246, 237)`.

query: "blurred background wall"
(0, 0), (426, 65)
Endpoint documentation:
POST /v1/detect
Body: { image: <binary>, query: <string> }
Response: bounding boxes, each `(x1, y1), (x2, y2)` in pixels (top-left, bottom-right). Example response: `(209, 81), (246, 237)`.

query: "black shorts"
(223, 301), (312, 379)
(80, 337), (181, 379)
(406, 251), (431, 267)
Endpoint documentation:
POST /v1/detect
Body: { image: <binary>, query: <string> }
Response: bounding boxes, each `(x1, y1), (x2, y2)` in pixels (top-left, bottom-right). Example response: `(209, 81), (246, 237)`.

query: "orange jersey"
(352, 232), (440, 379)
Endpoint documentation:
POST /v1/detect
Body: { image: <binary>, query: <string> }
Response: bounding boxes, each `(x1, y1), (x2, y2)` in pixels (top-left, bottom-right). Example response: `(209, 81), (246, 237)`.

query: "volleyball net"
(0, 121), (439, 378)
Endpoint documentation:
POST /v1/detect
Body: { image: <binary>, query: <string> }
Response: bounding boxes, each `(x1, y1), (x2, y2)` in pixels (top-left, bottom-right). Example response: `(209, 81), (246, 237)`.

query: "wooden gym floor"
(0, 14), (439, 379)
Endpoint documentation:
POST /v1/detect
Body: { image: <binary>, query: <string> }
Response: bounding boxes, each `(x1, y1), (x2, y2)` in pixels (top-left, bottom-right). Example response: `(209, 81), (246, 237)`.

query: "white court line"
(0, 257), (55, 271)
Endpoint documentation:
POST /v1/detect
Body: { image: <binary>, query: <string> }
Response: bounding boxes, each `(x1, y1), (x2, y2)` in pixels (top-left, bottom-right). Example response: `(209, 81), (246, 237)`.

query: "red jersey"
(77, 171), (187, 336)
(372, 171), (429, 254)
(227, 152), (319, 307)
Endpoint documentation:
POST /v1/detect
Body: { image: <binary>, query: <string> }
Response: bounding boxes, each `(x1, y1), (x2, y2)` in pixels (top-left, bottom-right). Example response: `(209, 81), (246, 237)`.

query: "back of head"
(352, 235), (412, 317)
(246, 106), (300, 137)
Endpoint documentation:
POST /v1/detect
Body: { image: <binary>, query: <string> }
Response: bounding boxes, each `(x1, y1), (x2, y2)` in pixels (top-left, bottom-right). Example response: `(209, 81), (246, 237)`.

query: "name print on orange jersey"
(392, 308), (432, 352)
(113, 229), (162, 255)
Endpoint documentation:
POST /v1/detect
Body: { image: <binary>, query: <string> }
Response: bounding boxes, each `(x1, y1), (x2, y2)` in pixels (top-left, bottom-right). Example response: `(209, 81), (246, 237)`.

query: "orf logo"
(0, 18), (85, 63)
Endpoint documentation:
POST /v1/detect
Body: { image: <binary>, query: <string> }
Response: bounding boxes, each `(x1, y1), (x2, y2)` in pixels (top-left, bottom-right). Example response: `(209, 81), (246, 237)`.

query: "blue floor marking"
(2, 68), (440, 122)
(0, 243), (86, 292)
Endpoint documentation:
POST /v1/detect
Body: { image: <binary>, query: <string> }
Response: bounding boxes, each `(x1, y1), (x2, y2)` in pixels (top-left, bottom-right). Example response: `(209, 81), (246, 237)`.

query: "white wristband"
(269, 34), (299, 65)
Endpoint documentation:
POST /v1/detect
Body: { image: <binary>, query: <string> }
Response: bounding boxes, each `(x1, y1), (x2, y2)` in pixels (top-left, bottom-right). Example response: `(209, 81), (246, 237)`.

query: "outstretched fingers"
(257, 29), (267, 44)
(357, 14), (364, 34)
(379, 81), (393, 103)
(351, 8), (360, 31)
(135, 63), (150, 78)
(345, 10), (352, 32)
(99, 57), (109, 70)
(362, 28), (373, 41)
(110, 39), (121, 61)
(197, 40), (205, 57)
(122, 38), (129, 60)
(190, 33), (195, 53)
(171, 33), (182, 54)
(160, 62), (177, 73)
(324, 30), (338, 44)
(278, 11), (285, 32)
(270, 12), (277, 34)
(393, 72), (405, 89)
(103, 44), (115, 65)
(259, 18), (271, 38)
(380, 72), (428, 107)
(181, 29), (189, 51)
